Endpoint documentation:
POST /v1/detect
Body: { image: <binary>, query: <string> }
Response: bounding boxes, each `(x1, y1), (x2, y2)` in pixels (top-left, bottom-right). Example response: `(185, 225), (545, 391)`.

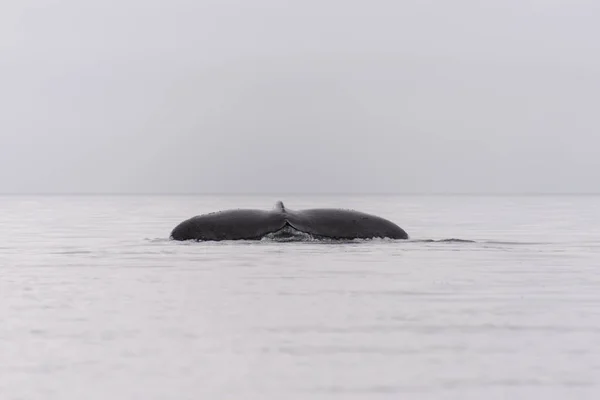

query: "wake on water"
(152, 236), (552, 246)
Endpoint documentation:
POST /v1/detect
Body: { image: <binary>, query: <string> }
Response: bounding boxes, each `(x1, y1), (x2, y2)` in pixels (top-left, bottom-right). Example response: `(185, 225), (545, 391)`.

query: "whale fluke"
(171, 201), (408, 241)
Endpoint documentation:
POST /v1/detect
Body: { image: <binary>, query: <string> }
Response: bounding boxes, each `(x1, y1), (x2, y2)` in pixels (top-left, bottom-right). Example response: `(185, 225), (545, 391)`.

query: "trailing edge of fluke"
(170, 201), (409, 241)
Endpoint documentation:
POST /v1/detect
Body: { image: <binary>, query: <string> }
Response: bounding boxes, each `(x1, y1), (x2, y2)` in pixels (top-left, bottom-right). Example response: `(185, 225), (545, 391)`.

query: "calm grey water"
(1, 195), (600, 399)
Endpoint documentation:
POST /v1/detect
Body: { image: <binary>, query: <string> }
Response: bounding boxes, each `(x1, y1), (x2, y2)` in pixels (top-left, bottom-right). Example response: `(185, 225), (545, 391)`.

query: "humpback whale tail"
(171, 201), (408, 241)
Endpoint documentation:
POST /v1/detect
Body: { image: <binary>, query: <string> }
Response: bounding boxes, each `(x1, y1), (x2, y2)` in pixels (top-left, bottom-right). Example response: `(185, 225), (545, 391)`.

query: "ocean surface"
(1, 194), (600, 399)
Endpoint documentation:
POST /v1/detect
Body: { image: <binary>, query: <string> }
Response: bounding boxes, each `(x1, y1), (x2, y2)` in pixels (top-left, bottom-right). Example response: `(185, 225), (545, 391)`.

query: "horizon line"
(1, 192), (599, 196)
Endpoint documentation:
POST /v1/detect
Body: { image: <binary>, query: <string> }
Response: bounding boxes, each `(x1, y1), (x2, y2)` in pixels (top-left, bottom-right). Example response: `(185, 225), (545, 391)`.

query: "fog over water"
(2, 2), (600, 399)
(1, 0), (599, 194)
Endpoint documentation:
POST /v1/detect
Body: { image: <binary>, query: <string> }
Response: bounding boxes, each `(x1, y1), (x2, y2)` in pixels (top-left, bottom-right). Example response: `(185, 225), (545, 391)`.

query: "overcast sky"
(1, 0), (598, 194)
